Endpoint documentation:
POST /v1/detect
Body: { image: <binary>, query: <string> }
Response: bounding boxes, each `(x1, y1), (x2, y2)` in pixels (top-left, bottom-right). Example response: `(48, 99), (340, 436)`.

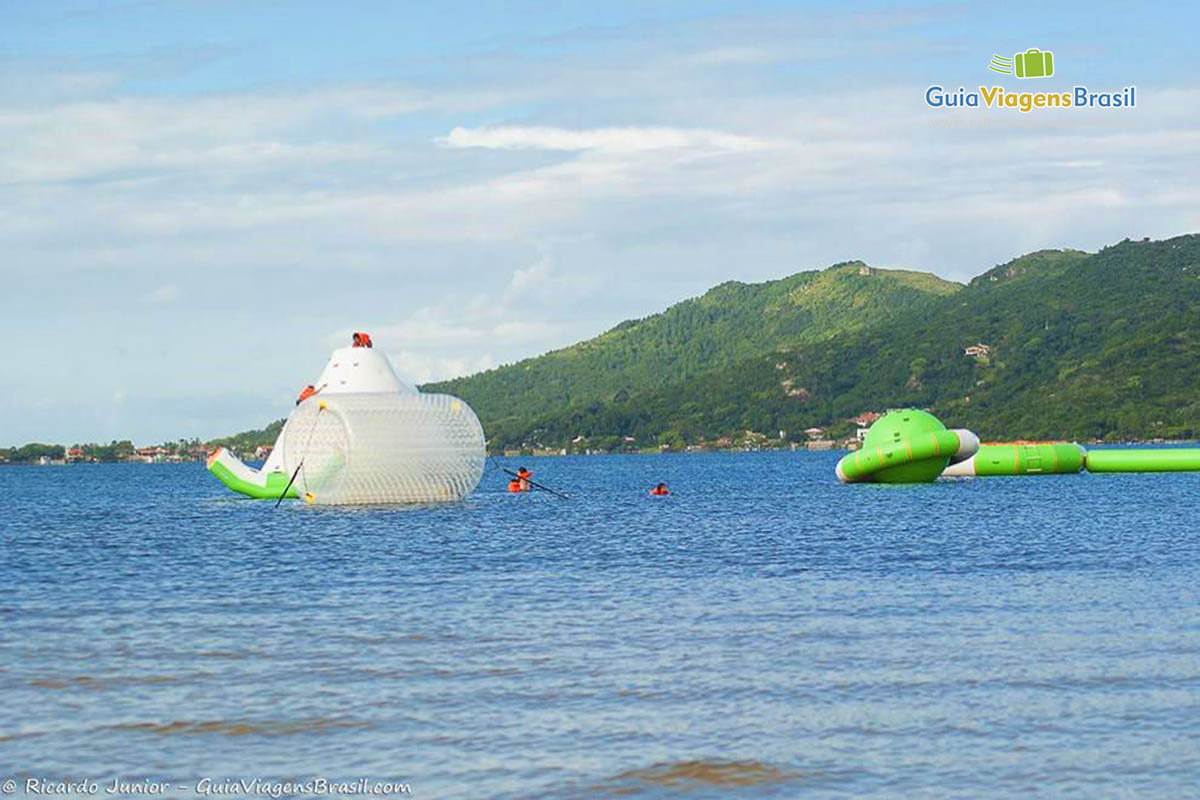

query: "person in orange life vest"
(650, 482), (670, 496)
(505, 467), (534, 493)
(295, 385), (316, 405)
(516, 467), (533, 491)
(352, 331), (373, 348)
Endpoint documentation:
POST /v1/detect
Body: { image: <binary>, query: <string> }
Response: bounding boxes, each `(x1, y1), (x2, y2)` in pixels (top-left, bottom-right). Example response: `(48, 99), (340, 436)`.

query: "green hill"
(468, 235), (1200, 449)
(425, 261), (961, 425)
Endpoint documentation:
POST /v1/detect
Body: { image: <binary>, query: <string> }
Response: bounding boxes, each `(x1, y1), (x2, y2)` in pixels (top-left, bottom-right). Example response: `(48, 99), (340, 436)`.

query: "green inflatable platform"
(835, 409), (1200, 484)
(1085, 448), (1200, 473)
(835, 409), (979, 484)
(942, 442), (1086, 477)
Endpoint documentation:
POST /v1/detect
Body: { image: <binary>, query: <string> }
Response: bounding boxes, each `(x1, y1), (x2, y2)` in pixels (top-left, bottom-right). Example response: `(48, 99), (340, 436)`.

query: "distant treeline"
(0, 439), (206, 464)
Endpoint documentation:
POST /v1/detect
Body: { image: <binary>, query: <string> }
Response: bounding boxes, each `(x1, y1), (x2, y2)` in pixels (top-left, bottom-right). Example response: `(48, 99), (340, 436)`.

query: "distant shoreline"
(4, 437), (1197, 466)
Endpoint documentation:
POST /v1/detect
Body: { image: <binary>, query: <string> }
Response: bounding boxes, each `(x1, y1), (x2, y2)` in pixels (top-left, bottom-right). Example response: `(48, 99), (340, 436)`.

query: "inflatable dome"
(208, 335), (485, 504)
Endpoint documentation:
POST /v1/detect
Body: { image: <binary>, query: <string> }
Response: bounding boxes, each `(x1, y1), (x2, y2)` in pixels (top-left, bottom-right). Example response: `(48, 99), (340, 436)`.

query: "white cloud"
(436, 125), (770, 153)
(387, 350), (499, 386)
(329, 311), (574, 385)
(682, 46), (783, 66)
(320, 246), (604, 385)
(148, 285), (179, 303)
(0, 85), (513, 186)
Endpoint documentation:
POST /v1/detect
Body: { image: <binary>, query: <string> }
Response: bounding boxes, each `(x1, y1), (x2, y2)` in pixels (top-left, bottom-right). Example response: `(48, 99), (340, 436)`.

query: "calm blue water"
(3, 452), (1199, 799)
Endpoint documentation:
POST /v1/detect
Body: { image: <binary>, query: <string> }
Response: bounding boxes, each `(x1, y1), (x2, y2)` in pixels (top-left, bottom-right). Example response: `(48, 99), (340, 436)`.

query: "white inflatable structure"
(208, 340), (485, 505)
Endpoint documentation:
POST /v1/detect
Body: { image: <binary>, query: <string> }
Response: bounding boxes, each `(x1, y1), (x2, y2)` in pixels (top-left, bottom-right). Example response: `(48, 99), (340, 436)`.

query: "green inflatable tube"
(207, 447), (299, 500)
(942, 442), (1086, 477)
(836, 409), (979, 484)
(1084, 448), (1200, 473)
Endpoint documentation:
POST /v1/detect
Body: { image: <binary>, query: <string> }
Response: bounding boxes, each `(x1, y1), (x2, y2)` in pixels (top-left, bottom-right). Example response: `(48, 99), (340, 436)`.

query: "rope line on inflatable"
(275, 403), (326, 507)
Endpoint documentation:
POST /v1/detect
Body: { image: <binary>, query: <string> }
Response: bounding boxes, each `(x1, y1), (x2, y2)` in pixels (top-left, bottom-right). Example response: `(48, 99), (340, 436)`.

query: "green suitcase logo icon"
(1014, 48), (1053, 78)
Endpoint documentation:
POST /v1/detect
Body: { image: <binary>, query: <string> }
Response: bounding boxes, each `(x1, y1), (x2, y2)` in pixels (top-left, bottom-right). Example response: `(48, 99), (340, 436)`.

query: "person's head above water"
(517, 466), (531, 476)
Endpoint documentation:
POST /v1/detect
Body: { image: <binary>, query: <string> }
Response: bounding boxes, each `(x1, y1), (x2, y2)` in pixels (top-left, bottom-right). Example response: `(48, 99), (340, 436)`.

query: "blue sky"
(3, 0), (1198, 445)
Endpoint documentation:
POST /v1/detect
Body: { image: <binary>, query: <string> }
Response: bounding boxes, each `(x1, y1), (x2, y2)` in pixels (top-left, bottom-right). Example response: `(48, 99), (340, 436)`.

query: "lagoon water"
(3, 452), (1199, 798)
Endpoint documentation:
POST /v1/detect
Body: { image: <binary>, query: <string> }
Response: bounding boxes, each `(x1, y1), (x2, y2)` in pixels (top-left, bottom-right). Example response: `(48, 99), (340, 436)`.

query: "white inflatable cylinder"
(281, 392), (485, 505)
